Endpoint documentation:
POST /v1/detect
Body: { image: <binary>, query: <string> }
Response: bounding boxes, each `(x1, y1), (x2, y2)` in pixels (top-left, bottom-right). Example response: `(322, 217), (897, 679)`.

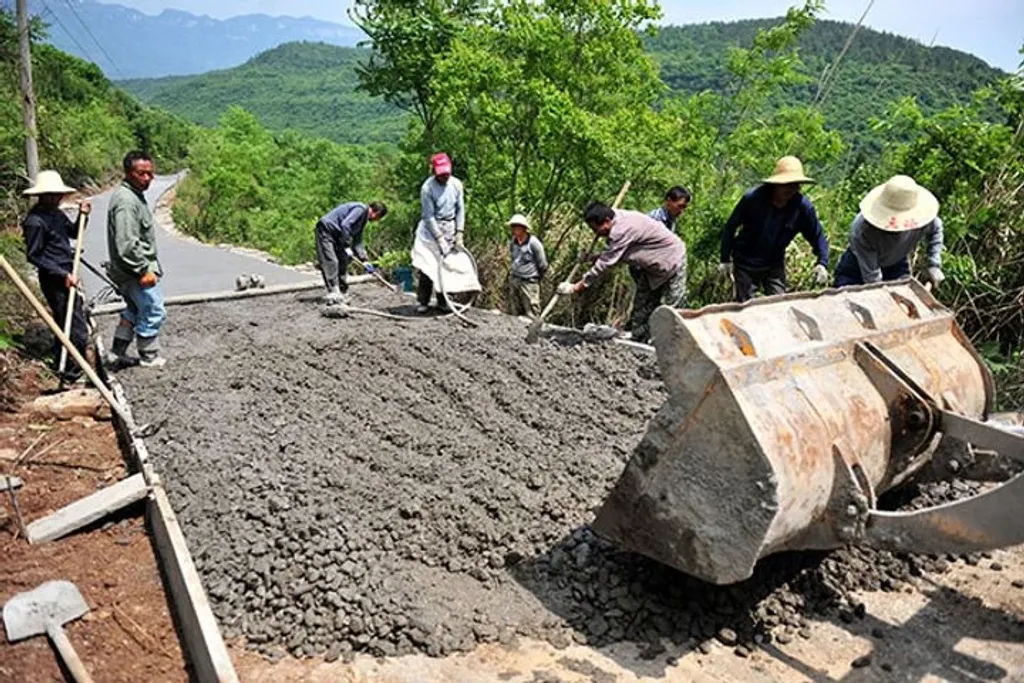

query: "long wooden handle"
(58, 211), (88, 375)
(47, 622), (95, 683)
(0, 256), (134, 429)
(537, 180), (632, 322)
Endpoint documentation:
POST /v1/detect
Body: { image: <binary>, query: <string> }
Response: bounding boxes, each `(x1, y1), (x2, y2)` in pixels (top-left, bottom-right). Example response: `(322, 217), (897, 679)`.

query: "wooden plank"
(26, 472), (149, 544)
(149, 486), (239, 683)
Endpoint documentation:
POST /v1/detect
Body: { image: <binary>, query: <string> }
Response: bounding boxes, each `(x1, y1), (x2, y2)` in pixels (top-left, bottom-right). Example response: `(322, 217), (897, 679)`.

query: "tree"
(349, 0), (481, 148)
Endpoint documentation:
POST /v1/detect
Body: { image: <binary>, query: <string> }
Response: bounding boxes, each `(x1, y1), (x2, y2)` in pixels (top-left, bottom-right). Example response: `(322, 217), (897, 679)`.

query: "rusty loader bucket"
(593, 280), (1024, 585)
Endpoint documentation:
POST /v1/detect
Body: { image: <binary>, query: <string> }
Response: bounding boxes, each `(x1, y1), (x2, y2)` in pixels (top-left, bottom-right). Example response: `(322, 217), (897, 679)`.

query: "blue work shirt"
(720, 185), (829, 269)
(319, 202), (370, 260)
(647, 206), (676, 232)
(22, 205), (77, 280)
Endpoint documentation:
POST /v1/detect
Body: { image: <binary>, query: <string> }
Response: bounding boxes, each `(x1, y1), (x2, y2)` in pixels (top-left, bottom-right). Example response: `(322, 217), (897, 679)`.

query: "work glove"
(557, 281), (577, 296)
(926, 266), (945, 286)
(718, 262), (733, 279)
(139, 272), (158, 288)
(364, 263), (377, 274)
(455, 232), (465, 250)
(344, 248), (355, 259)
(812, 264), (829, 286)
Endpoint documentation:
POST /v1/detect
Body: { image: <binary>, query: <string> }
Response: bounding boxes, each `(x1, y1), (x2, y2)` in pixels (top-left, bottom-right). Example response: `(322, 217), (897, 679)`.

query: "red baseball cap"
(431, 152), (452, 175)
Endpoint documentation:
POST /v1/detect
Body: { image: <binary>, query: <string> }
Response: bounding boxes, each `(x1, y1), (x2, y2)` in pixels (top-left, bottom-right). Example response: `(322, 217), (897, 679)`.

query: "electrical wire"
(58, 0), (123, 78)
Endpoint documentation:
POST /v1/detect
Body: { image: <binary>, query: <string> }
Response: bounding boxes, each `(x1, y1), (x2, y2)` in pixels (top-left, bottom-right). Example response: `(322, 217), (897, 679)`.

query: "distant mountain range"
(1, 0), (363, 77)
(118, 19), (1006, 148)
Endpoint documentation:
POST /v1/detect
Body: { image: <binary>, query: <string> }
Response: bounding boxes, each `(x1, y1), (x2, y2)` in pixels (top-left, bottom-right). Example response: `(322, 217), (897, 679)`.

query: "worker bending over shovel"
(833, 175), (945, 288)
(558, 202), (687, 344)
(315, 200), (388, 304)
(20, 171), (92, 384)
(412, 153), (466, 314)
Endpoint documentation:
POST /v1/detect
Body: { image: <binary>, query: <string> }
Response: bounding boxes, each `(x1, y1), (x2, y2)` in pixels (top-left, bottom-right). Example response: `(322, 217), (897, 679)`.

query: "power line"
(38, 3), (98, 67)
(58, 0), (123, 78)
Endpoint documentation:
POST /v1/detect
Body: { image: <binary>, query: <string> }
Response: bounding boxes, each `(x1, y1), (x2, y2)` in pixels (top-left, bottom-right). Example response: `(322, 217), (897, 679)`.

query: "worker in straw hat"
(506, 213), (548, 319)
(719, 156), (830, 302)
(21, 170), (92, 384)
(833, 175), (944, 287)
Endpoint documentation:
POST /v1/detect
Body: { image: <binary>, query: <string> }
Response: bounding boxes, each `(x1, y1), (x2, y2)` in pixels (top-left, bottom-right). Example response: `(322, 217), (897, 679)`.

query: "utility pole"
(16, 0), (40, 183)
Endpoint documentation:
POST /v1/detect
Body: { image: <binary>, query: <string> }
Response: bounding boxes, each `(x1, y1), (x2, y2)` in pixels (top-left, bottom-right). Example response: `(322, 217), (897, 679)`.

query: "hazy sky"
(119, 0), (1023, 72)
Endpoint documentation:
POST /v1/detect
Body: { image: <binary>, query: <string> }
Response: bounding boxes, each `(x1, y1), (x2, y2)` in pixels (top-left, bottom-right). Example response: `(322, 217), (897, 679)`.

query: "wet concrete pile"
(112, 288), (1006, 662)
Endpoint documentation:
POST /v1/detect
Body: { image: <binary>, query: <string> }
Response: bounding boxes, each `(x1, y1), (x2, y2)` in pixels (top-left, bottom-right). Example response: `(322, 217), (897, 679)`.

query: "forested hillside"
(118, 43), (405, 145)
(120, 18), (1005, 148)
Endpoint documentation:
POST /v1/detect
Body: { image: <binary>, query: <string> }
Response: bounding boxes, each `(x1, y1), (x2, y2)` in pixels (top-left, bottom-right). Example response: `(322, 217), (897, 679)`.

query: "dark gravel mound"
(112, 287), (1000, 662)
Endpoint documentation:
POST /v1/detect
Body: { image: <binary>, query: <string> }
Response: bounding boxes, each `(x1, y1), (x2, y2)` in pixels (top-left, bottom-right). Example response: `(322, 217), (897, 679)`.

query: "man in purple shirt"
(558, 201), (687, 343)
(719, 156), (830, 302)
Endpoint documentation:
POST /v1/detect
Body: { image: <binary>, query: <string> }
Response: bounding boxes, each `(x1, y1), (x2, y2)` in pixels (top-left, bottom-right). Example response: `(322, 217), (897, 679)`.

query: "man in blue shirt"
(647, 186), (691, 232)
(315, 201), (387, 303)
(719, 156), (830, 302)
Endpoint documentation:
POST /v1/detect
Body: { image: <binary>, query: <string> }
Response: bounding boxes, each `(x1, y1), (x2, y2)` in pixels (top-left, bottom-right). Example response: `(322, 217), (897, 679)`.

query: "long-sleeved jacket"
(510, 234), (548, 282)
(848, 212), (943, 283)
(21, 206), (78, 279)
(582, 210), (686, 290)
(420, 176), (465, 241)
(720, 185), (829, 269)
(319, 201), (370, 260)
(106, 181), (160, 285)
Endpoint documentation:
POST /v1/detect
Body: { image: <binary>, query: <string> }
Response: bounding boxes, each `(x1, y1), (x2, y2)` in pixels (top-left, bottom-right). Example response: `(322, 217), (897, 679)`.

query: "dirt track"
(110, 286), (1024, 675)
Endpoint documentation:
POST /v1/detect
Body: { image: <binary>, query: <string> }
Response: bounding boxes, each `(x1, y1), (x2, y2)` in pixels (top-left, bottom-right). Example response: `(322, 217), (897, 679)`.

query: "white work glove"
(455, 232), (465, 250)
(812, 264), (829, 286)
(926, 266), (944, 285)
(557, 281), (577, 296)
(718, 262), (733, 279)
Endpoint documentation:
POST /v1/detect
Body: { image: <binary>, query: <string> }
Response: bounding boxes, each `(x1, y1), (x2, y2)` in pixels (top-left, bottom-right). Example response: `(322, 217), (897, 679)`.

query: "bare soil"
(0, 356), (187, 683)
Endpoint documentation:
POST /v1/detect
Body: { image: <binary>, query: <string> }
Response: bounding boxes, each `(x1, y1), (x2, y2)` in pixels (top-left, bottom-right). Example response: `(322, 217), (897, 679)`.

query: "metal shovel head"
(4, 580), (89, 642)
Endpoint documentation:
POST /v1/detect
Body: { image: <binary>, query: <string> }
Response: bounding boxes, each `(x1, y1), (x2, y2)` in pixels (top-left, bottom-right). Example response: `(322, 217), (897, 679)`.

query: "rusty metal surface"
(593, 279), (993, 584)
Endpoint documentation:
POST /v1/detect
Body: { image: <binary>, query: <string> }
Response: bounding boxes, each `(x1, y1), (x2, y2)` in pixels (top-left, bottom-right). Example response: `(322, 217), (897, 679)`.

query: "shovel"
(4, 580), (95, 682)
(346, 250), (400, 292)
(526, 180), (631, 344)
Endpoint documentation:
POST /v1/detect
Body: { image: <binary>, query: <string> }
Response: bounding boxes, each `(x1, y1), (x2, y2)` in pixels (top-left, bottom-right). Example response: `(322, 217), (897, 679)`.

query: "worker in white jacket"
(413, 152), (465, 313)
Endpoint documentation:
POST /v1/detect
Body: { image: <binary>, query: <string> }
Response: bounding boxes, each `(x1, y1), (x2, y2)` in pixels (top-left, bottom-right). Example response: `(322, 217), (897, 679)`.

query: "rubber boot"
(137, 335), (166, 368)
(109, 323), (133, 363)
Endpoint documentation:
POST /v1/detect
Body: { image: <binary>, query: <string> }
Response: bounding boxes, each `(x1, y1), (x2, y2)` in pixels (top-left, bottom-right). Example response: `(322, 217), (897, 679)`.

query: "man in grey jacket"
(507, 213), (547, 318)
(315, 200), (387, 303)
(834, 175), (945, 287)
(106, 151), (167, 367)
(558, 201), (687, 343)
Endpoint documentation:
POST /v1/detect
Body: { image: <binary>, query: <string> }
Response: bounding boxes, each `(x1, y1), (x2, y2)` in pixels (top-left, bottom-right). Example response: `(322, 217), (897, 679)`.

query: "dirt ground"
(0, 357), (187, 683)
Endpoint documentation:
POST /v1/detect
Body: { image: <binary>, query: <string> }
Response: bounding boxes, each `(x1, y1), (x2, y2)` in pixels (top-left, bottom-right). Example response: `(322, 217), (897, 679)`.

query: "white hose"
(435, 248), (479, 328)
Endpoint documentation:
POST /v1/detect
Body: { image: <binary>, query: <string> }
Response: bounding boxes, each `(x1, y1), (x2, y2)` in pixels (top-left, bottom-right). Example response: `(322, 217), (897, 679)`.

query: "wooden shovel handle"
(58, 211), (88, 375)
(47, 622), (94, 683)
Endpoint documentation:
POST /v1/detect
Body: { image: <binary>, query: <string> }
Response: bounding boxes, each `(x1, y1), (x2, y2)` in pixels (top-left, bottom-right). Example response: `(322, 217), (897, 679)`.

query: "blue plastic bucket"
(393, 266), (414, 292)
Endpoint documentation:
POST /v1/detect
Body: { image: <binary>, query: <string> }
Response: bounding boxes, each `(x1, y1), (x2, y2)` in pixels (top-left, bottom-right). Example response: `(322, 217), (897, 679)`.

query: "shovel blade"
(4, 580), (89, 642)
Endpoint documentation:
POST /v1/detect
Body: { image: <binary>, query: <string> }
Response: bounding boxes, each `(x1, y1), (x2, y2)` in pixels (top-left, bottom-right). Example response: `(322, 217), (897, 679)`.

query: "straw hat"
(23, 170), (76, 196)
(507, 213), (531, 229)
(763, 156), (815, 185)
(860, 175), (939, 232)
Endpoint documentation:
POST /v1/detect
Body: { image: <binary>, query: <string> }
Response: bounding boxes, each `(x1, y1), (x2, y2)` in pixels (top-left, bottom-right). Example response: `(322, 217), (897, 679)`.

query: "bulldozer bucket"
(592, 279), (995, 585)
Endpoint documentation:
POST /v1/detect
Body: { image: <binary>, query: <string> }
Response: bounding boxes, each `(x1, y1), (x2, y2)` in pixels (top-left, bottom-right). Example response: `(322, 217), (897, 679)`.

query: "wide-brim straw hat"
(507, 213), (531, 229)
(763, 156), (815, 185)
(860, 175), (939, 232)
(23, 170), (76, 196)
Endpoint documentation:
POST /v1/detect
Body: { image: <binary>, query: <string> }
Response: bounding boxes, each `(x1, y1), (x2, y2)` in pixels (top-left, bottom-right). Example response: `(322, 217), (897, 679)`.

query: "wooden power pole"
(16, 0), (40, 183)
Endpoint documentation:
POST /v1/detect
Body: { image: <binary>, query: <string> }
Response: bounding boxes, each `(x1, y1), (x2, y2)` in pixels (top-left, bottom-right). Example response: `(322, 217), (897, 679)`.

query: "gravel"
(112, 287), (1001, 662)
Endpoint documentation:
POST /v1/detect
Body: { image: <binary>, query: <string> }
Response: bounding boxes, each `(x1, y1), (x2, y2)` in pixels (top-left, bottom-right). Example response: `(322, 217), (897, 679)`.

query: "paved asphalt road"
(78, 173), (314, 301)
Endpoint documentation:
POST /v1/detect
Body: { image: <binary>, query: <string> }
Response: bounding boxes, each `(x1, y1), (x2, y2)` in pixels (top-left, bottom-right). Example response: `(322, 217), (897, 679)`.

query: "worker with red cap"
(412, 152), (466, 313)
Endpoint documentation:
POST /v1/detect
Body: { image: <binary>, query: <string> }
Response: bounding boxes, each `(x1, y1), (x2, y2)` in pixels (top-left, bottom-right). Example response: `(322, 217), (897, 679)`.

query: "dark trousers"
(39, 273), (88, 381)
(733, 263), (787, 302)
(416, 271), (448, 309)
(314, 221), (350, 293)
(833, 248), (910, 287)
